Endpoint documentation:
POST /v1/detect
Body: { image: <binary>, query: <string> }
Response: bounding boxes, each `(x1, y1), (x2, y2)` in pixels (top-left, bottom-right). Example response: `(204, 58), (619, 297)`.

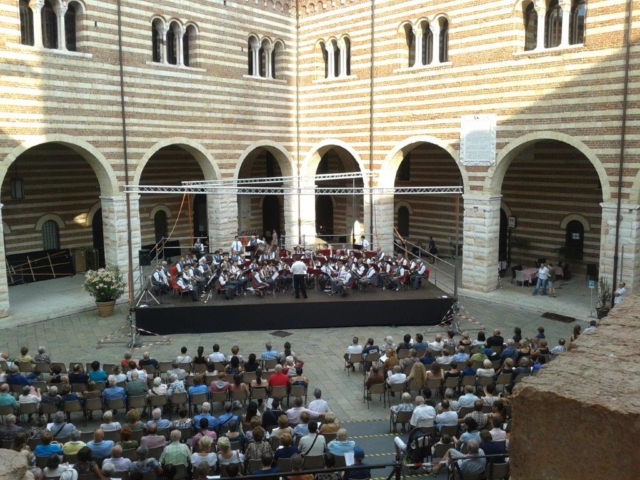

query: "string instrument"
(393, 227), (409, 260)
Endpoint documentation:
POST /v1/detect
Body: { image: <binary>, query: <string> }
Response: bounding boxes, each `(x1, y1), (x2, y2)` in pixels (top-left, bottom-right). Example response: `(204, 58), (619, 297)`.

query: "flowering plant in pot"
(83, 266), (125, 317)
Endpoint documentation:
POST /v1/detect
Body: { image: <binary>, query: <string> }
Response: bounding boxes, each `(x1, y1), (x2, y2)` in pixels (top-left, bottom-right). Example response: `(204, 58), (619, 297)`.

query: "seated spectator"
(140, 423), (167, 449)
(18, 385), (40, 422)
(138, 352), (159, 372)
(396, 334), (412, 355)
(191, 435), (217, 470)
(461, 360), (477, 377)
(60, 384), (84, 413)
(482, 384), (498, 407)
(390, 392), (414, 433)
(47, 411), (77, 440)
(125, 409), (146, 432)
(244, 353), (260, 373)
(207, 344), (225, 364)
(35, 346), (51, 364)
(102, 462), (116, 478)
(472, 332), (487, 349)
(210, 372), (231, 395)
(240, 402), (261, 427)
(382, 348), (398, 376)
(444, 362), (461, 380)
(261, 342), (278, 361)
(262, 398), (285, 430)
(43, 453), (71, 478)
(365, 366), (384, 399)
(0, 414), (24, 444)
(167, 374), (186, 397)
(120, 352), (135, 368)
(12, 433), (32, 470)
(491, 401), (507, 424)
(550, 338), (567, 355)
(217, 437), (245, 466)
(253, 452), (281, 478)
(16, 346), (34, 364)
(108, 365), (127, 384)
(193, 402), (218, 431)
(319, 412), (340, 435)
(493, 358), (515, 382)
(409, 396), (436, 428)
(298, 421), (326, 457)
(463, 400), (488, 430)
(289, 367), (308, 387)
(117, 426), (139, 451)
(245, 427), (273, 461)
(166, 361), (187, 382)
(87, 428), (114, 461)
(130, 445), (163, 476)
(193, 346), (208, 366)
(225, 419), (246, 448)
(0, 384), (18, 412)
(217, 402), (239, 430)
(189, 374), (208, 400)
(316, 453), (341, 480)
(436, 351), (453, 366)
(386, 365), (407, 389)
(268, 365), (289, 389)
(271, 415), (294, 439)
(7, 365), (33, 385)
(34, 431), (63, 457)
(27, 414), (48, 442)
(273, 432), (299, 463)
(453, 418), (481, 448)
(479, 429), (505, 463)
(500, 340), (518, 362)
(517, 339), (533, 359)
(306, 388), (329, 415)
(437, 389), (460, 413)
(103, 444), (132, 473)
(428, 334), (444, 352)
(400, 349), (419, 370)
(362, 338), (380, 364)
(146, 407), (172, 430)
(148, 377), (167, 397)
(68, 364), (88, 385)
(476, 360), (495, 377)
(533, 355), (547, 373)
(48, 365), (63, 385)
(102, 378), (127, 407)
(452, 346), (469, 364)
(230, 374), (250, 406)
(225, 356), (243, 377)
(63, 429), (87, 456)
(343, 447), (370, 480)
(419, 350), (436, 366)
(82, 381), (103, 417)
(159, 429), (191, 467)
(458, 385), (479, 408)
(431, 439), (485, 477)
(125, 372), (148, 398)
(293, 412), (311, 438)
(513, 357), (532, 381)
(435, 399), (458, 430)
(489, 417), (507, 442)
(406, 361), (427, 388)
(192, 417), (217, 452)
(176, 347), (192, 365)
(327, 428), (355, 456)
(532, 339), (551, 359)
(100, 411), (122, 432)
(172, 407), (192, 429)
(426, 363), (444, 380)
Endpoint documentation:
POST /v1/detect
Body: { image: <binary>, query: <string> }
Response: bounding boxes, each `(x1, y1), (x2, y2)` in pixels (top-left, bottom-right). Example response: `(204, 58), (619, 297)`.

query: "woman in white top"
(18, 386), (41, 405)
(100, 410), (122, 432)
(190, 436), (217, 470)
(476, 359), (495, 377)
(108, 365), (127, 384)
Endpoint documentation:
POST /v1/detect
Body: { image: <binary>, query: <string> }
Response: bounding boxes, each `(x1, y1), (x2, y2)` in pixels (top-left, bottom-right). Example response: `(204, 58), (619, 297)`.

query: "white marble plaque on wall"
(460, 114), (497, 167)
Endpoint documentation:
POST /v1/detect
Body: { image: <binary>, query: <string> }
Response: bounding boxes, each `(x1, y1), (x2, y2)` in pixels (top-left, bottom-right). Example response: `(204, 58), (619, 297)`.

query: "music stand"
(352, 244), (364, 251)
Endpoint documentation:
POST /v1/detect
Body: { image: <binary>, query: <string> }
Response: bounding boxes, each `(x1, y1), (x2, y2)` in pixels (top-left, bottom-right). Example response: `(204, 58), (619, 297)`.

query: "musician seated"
(331, 263), (352, 298)
(376, 261), (391, 288)
(387, 262), (406, 291)
(358, 260), (377, 289)
(410, 259), (428, 290)
(194, 238), (205, 257)
(151, 265), (170, 295)
(217, 269), (238, 300)
(176, 275), (198, 301)
(359, 235), (370, 251)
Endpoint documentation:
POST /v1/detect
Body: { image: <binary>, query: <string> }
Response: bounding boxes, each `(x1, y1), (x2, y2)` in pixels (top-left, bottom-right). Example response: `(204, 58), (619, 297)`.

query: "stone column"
(208, 192), (238, 250)
(30, 0), (44, 48)
(101, 195), (141, 281)
(264, 45), (273, 78)
(252, 46), (260, 76)
(298, 177), (316, 247)
(373, 193), (395, 253)
(55, 3), (67, 51)
(283, 180), (298, 250)
(325, 43), (335, 79)
(338, 39), (347, 76)
(534, 1), (546, 50)
(412, 26), (422, 67)
(0, 204), (10, 317)
(175, 25), (184, 66)
(559, 0), (570, 47)
(461, 194), (502, 292)
(599, 202), (640, 292)
(156, 25), (168, 64)
(429, 23), (440, 65)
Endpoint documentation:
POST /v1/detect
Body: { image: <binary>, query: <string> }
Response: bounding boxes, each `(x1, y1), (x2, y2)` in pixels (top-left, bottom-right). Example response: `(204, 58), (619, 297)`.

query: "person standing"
(532, 263), (549, 296)
(547, 263), (557, 297)
(291, 259), (308, 299)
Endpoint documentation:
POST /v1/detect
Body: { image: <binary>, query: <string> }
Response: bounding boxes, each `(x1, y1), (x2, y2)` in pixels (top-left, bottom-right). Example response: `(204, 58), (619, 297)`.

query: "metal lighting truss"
(183, 171), (376, 186)
(125, 184), (463, 195)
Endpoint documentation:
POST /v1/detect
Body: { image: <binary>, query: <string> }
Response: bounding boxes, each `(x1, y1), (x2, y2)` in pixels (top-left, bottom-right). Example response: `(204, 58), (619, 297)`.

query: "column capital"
(54, 3), (68, 15)
(533, 0), (546, 13)
(412, 25), (422, 37)
(156, 25), (169, 35)
(462, 194), (503, 204)
(325, 42), (336, 52)
(558, 0), (570, 8)
(29, 0), (45, 11)
(263, 44), (274, 53)
(429, 23), (440, 35)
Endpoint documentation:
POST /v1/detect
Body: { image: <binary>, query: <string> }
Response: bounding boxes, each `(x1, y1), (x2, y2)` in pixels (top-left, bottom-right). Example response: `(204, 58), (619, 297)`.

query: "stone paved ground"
(0, 294), (585, 423)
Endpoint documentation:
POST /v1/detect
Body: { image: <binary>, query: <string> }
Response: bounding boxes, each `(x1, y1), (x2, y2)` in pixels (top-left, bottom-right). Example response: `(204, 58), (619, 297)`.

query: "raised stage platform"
(135, 284), (453, 335)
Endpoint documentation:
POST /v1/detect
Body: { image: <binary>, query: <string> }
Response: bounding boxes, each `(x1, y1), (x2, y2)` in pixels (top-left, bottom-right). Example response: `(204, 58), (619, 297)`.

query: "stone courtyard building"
(0, 0), (637, 315)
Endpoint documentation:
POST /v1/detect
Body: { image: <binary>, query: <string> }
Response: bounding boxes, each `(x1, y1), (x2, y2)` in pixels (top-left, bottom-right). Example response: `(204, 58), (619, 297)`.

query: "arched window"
(154, 210), (168, 243)
(524, 3), (538, 51)
(343, 37), (351, 76)
(565, 220), (584, 259)
(183, 30), (190, 66)
(152, 20), (163, 63)
(41, 0), (58, 49)
(404, 24), (414, 68)
(272, 41), (284, 79)
(42, 220), (60, 250)
(320, 41), (329, 78)
(397, 206), (410, 238)
(332, 40), (340, 77)
(570, 0), (586, 45)
(19, 0), (34, 46)
(397, 153), (411, 181)
(259, 45), (266, 77)
(248, 41), (254, 74)
(439, 19), (448, 62)
(166, 24), (178, 65)
(546, 0), (562, 48)
(65, 5), (77, 51)
(422, 23), (433, 65)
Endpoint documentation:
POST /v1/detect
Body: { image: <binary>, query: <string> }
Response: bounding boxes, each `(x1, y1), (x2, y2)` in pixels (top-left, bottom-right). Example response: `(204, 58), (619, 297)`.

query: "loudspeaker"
(138, 249), (152, 266)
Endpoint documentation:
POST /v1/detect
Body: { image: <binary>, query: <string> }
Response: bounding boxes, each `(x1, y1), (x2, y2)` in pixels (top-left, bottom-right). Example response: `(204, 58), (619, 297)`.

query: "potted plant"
(83, 266), (125, 317)
(596, 276), (612, 319)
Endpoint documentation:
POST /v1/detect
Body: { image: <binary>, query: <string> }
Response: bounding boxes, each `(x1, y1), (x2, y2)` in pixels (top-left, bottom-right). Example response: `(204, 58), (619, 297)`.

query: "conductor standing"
(291, 259), (308, 299)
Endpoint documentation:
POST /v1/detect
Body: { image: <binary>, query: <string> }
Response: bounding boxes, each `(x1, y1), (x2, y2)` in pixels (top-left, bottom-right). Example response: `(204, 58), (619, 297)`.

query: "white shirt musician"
(291, 260), (308, 299)
(231, 236), (243, 254)
(359, 235), (370, 250)
(411, 261), (428, 290)
(194, 239), (205, 254)
(151, 265), (170, 294)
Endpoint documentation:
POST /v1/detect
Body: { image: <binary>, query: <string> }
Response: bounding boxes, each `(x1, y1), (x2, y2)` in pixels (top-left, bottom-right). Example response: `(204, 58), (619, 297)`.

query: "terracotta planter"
(95, 300), (116, 317)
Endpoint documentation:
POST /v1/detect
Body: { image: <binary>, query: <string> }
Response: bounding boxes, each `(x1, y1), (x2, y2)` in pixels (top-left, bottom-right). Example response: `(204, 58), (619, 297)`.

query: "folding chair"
(366, 383), (385, 409)
(345, 353), (363, 376)
(390, 410), (412, 433)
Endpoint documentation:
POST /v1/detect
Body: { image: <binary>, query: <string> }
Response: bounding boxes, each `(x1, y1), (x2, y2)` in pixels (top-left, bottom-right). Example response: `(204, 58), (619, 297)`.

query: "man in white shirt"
(344, 337), (363, 368)
(359, 235), (370, 250)
(532, 263), (550, 296)
(208, 344), (226, 364)
(291, 259), (308, 299)
(458, 386), (479, 408)
(436, 351), (453, 366)
(231, 236), (243, 255)
(409, 396), (436, 428)
(614, 281), (627, 305)
(308, 389), (330, 415)
(332, 264), (352, 297)
(286, 397), (319, 424)
(151, 265), (170, 294)
(175, 347), (192, 365)
(298, 421), (327, 457)
(103, 445), (132, 473)
(386, 365), (407, 386)
(428, 334), (444, 352)
(435, 399), (458, 430)
(582, 320), (598, 334)
(489, 417), (507, 442)
(411, 260), (428, 290)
